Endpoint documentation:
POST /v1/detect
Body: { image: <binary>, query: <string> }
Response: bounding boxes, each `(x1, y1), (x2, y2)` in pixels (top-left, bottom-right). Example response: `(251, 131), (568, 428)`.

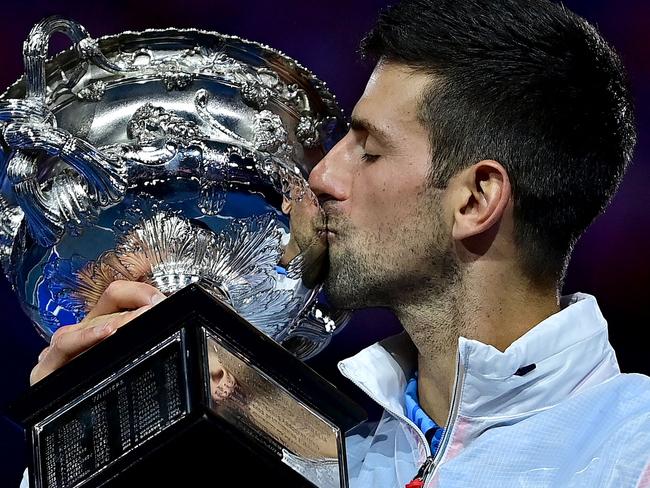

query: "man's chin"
(322, 248), (375, 309)
(322, 278), (349, 310)
(322, 274), (367, 311)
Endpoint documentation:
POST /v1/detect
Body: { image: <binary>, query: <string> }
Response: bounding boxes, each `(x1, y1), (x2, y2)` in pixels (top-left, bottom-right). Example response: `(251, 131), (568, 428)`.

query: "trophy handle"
(0, 16), (129, 246)
(23, 16), (128, 99)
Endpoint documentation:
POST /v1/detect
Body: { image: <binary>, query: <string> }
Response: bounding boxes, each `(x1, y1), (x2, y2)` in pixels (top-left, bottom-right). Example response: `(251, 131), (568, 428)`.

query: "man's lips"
(316, 226), (337, 236)
(317, 209), (341, 239)
(314, 227), (337, 244)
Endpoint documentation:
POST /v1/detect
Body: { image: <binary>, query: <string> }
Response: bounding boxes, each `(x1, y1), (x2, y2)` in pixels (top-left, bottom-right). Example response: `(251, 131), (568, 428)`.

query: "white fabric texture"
(339, 293), (650, 488)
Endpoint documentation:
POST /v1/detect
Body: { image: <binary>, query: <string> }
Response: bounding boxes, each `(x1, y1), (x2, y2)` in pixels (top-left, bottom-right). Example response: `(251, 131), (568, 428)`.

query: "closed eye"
(361, 153), (380, 163)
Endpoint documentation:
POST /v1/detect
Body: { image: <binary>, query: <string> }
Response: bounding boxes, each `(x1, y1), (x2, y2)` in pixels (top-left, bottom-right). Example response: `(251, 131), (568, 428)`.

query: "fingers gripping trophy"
(0, 16), (365, 488)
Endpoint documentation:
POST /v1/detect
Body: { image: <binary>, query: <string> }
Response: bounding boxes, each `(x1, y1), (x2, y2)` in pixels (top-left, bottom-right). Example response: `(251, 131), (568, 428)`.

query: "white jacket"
(340, 293), (650, 487)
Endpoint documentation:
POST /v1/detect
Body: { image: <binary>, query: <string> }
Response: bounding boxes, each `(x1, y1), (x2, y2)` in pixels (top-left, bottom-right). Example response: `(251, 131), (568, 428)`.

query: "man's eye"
(361, 153), (380, 163)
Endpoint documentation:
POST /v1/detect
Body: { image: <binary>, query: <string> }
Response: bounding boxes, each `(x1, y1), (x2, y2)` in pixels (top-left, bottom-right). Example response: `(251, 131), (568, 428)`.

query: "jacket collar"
(338, 293), (621, 421)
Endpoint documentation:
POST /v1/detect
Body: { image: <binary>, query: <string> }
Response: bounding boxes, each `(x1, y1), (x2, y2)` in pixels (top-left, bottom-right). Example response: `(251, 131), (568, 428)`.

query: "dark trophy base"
(5, 284), (366, 488)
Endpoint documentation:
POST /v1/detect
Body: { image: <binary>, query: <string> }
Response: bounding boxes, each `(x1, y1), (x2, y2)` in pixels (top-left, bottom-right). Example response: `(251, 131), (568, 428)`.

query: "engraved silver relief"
(127, 103), (204, 145)
(47, 206), (299, 338)
(296, 116), (320, 149)
(160, 64), (197, 91)
(76, 80), (107, 102)
(253, 110), (289, 154)
(0, 194), (23, 273)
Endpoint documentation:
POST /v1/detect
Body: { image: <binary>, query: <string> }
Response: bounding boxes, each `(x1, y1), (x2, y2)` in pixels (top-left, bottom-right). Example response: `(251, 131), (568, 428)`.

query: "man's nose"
(308, 136), (351, 203)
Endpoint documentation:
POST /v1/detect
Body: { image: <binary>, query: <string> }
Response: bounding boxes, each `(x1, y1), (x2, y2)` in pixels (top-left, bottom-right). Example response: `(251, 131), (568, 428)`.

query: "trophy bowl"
(0, 16), (349, 359)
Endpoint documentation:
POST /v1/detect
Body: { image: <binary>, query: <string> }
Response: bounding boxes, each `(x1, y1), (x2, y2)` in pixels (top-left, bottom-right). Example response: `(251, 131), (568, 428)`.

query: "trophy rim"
(0, 25), (346, 125)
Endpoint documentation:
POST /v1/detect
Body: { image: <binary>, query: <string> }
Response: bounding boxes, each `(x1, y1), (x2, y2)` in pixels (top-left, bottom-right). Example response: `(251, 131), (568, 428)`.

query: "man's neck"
(395, 274), (560, 427)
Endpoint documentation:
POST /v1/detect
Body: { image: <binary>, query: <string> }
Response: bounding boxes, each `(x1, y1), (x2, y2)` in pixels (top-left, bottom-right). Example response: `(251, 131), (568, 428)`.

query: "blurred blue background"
(0, 0), (648, 485)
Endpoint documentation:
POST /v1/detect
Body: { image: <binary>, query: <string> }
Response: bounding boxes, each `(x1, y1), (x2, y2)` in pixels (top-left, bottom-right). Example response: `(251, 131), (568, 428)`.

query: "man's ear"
(451, 160), (511, 241)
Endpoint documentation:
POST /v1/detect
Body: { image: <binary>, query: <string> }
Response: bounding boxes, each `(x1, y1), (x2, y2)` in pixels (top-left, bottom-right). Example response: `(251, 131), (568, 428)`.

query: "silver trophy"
(1, 17), (365, 488)
(0, 15), (348, 358)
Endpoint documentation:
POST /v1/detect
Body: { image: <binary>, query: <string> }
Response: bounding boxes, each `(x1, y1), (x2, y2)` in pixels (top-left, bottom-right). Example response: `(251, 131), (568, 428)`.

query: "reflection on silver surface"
(205, 331), (342, 487)
(0, 16), (348, 358)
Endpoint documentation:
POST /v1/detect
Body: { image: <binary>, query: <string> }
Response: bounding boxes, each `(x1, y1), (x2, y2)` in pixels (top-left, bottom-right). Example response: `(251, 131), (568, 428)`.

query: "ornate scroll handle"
(23, 15), (131, 100)
(0, 16), (129, 247)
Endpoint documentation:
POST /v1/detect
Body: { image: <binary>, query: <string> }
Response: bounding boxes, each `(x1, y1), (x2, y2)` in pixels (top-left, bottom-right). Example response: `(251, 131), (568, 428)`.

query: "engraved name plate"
(32, 333), (189, 488)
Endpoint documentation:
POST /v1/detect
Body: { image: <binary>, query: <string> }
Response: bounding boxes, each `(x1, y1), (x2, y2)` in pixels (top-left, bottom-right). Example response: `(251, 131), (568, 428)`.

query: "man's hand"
(29, 281), (166, 386)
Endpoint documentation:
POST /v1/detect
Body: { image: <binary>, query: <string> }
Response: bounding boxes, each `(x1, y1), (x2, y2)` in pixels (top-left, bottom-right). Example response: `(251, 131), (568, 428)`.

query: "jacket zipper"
(337, 363), (432, 458)
(429, 348), (467, 482)
(405, 456), (435, 487)
(407, 348), (467, 487)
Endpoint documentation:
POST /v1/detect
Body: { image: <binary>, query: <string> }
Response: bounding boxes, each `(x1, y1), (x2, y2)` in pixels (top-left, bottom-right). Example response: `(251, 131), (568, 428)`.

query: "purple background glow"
(0, 1), (648, 485)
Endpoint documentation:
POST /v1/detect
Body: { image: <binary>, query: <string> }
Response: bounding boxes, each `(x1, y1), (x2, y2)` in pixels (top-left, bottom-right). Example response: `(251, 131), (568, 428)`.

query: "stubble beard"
(323, 236), (384, 309)
(323, 198), (461, 314)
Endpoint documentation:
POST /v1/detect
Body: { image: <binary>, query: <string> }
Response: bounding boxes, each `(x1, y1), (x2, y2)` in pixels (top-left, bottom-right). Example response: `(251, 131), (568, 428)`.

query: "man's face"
(309, 62), (457, 310)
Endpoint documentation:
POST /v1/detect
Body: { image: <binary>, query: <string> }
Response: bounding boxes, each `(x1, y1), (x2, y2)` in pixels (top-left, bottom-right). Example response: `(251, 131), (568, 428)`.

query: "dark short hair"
(361, 0), (636, 286)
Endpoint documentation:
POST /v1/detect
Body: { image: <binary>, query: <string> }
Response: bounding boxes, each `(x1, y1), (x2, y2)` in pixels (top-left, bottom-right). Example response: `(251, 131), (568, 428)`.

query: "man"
(28, 0), (650, 487)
